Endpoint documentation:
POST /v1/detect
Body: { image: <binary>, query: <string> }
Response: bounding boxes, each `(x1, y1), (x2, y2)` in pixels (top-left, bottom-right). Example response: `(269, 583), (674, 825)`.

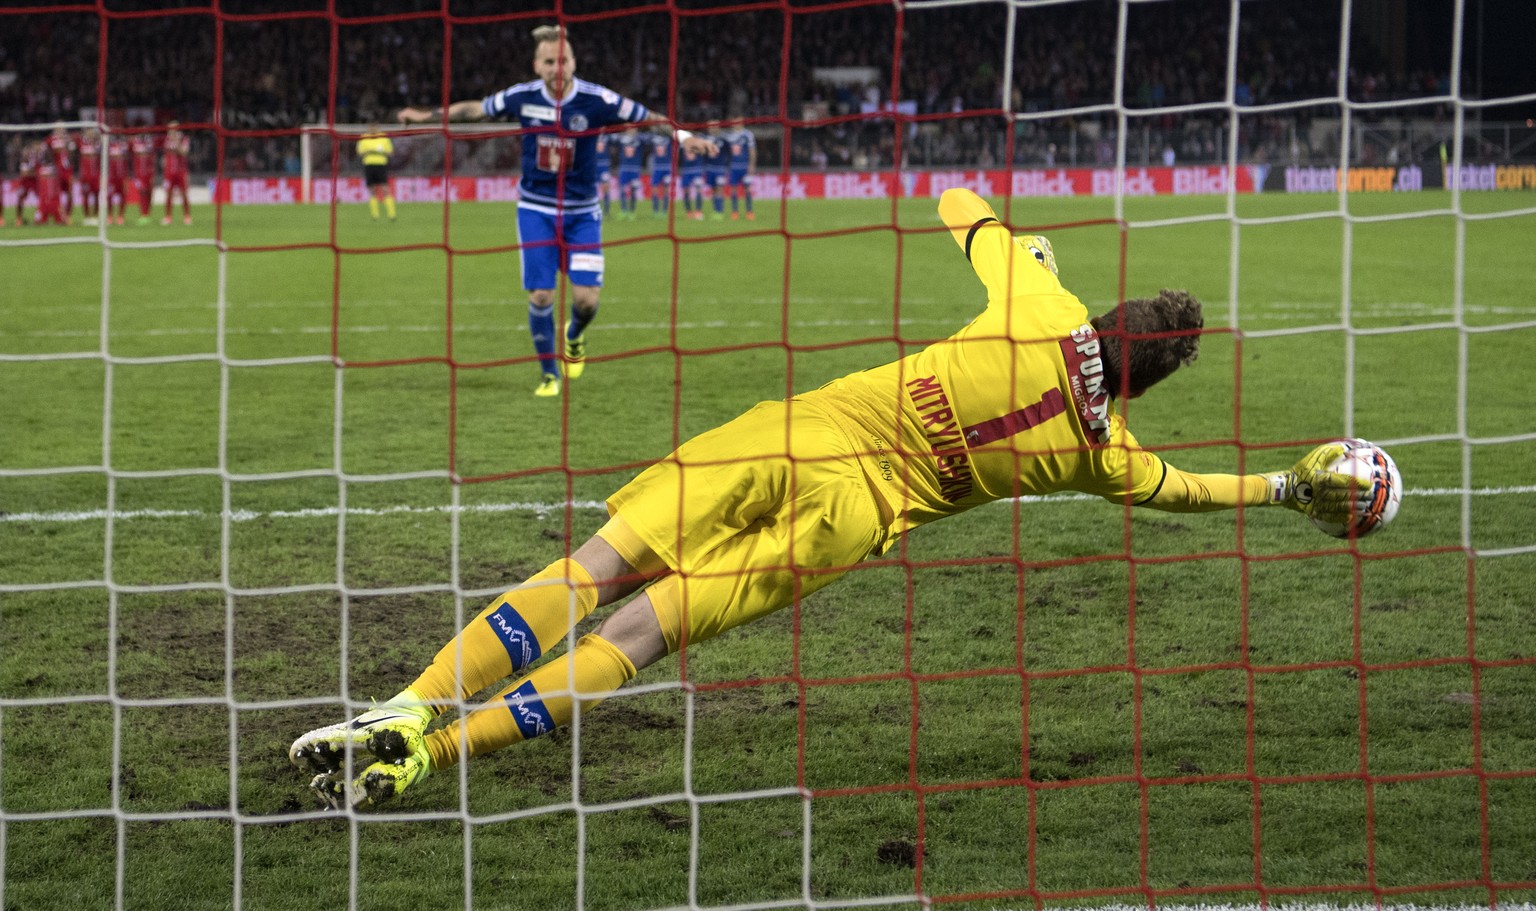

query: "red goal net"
(2, 2), (1533, 910)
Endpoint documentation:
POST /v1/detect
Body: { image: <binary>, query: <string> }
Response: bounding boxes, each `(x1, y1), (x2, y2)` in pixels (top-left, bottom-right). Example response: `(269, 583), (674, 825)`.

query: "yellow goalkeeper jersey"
(357, 134), (393, 166)
(803, 188), (1166, 538)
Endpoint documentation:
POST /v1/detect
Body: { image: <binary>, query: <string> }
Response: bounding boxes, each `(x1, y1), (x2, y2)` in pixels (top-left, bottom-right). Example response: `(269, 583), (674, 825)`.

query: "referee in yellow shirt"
(290, 188), (1378, 810)
(356, 123), (395, 220)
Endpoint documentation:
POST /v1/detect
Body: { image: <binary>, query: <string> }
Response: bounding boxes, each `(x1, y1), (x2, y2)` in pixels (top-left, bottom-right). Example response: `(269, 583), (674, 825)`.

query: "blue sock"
(528, 301), (559, 377)
(568, 306), (596, 341)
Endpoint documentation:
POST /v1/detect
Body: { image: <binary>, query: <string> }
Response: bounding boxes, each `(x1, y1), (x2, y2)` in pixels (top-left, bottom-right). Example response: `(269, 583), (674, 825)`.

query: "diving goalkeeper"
(290, 188), (1372, 810)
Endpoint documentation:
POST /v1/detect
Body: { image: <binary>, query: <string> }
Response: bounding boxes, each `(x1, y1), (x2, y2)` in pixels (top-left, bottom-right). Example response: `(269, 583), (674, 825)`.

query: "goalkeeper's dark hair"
(1090, 289), (1203, 399)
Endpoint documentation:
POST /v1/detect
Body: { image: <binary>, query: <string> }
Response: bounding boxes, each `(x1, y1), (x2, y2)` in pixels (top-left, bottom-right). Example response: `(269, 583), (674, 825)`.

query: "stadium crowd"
(1, 0), (1462, 179)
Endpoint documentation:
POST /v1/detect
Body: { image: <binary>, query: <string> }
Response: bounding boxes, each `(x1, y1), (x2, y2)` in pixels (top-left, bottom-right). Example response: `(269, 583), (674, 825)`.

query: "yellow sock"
(384, 196), (396, 219)
(368, 197), (379, 218)
(408, 558), (598, 709)
(423, 633), (636, 770)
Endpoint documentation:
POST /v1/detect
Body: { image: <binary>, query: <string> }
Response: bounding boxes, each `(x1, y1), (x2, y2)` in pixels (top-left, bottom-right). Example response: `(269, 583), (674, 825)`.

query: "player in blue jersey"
(397, 24), (717, 397)
(594, 133), (612, 217)
(722, 117), (756, 221)
(613, 126), (646, 221)
(677, 141), (706, 220)
(703, 120), (730, 220)
(647, 133), (673, 217)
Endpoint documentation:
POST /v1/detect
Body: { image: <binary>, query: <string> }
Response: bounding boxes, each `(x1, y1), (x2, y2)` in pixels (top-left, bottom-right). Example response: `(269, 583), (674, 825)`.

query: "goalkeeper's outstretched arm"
(1146, 442), (1372, 524)
(1143, 464), (1269, 513)
(938, 188), (1064, 304)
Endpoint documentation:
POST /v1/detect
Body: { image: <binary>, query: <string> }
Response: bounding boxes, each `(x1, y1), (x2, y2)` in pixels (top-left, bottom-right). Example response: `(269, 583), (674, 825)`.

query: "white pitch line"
(7, 299), (1530, 342)
(15, 295), (1532, 315)
(0, 500), (609, 524)
(4, 314), (968, 341)
(1260, 301), (1535, 317)
(4, 486), (1529, 525)
(3, 293), (911, 317)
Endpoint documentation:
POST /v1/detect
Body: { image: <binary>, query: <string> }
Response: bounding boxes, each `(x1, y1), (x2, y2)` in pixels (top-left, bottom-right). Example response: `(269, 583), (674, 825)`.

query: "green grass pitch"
(2, 190), (1535, 910)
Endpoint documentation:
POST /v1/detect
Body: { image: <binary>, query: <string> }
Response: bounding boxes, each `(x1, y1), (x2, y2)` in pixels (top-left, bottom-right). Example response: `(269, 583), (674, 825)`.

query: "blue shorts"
(728, 168), (750, 187)
(650, 167), (671, 185)
(706, 167), (727, 187)
(517, 205), (603, 291)
(617, 167), (643, 187)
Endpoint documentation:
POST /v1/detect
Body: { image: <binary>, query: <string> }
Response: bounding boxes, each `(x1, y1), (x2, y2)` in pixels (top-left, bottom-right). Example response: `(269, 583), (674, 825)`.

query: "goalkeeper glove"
(1261, 442), (1375, 525)
(1014, 234), (1058, 276)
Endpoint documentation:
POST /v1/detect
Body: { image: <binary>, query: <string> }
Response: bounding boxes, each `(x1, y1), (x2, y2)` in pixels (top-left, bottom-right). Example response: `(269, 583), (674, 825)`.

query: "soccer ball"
(1309, 438), (1402, 538)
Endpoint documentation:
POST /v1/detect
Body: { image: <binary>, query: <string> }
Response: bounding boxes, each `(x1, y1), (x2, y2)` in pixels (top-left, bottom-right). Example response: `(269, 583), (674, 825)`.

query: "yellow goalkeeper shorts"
(604, 399), (887, 649)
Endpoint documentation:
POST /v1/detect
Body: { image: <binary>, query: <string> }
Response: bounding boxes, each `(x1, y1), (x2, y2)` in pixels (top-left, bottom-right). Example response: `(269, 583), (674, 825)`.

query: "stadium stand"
(0, 1), (1469, 178)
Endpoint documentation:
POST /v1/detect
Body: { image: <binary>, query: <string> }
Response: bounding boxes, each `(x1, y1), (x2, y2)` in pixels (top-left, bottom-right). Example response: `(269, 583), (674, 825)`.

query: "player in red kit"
(131, 133), (157, 224)
(106, 135), (130, 226)
(10, 142), (42, 226)
(47, 125), (77, 224)
(78, 128), (103, 226)
(33, 156), (67, 225)
(161, 122), (191, 225)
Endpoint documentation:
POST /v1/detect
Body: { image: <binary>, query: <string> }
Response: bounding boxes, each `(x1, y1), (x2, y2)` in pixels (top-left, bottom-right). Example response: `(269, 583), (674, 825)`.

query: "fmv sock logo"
(503, 681), (554, 739)
(486, 603), (540, 671)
